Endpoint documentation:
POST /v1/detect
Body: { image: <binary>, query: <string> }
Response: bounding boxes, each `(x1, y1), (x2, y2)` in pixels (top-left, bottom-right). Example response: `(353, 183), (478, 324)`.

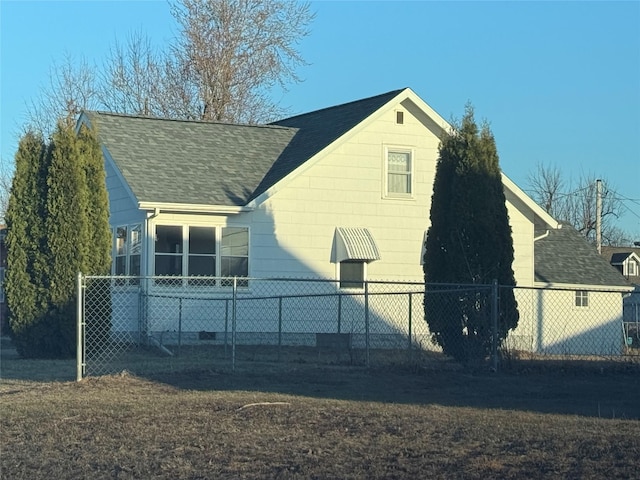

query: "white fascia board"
(137, 201), (253, 214)
(247, 88), (449, 208)
(501, 173), (560, 229)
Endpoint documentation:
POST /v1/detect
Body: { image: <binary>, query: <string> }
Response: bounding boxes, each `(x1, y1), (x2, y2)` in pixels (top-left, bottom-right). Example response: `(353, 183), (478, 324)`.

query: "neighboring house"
(509, 224), (633, 355)
(601, 246), (640, 285)
(79, 88), (633, 354)
(601, 246), (640, 337)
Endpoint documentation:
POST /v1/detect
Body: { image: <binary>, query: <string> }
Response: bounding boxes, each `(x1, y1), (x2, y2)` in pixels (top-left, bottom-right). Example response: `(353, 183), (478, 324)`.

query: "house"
(79, 88), (633, 354)
(509, 224), (634, 355)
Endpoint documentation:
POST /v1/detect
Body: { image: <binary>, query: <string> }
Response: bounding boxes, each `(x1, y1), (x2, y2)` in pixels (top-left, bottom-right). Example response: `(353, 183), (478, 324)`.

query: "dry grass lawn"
(1, 355), (639, 479)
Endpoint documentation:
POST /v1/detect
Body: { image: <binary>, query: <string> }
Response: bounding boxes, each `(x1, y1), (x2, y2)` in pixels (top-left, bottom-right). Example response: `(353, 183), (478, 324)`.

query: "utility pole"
(596, 179), (602, 255)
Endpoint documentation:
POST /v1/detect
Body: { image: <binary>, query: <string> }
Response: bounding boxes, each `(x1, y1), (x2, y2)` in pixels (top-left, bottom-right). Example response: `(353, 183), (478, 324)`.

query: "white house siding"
(104, 153), (142, 226)
(509, 287), (625, 356)
(254, 102), (439, 282)
(504, 193), (535, 287)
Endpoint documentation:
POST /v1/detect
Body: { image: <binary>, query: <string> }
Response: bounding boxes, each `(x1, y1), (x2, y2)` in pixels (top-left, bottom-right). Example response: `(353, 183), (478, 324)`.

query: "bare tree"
(22, 0), (314, 136)
(170, 0), (314, 123)
(25, 53), (100, 137)
(0, 159), (13, 222)
(527, 163), (631, 246)
(527, 163), (564, 216)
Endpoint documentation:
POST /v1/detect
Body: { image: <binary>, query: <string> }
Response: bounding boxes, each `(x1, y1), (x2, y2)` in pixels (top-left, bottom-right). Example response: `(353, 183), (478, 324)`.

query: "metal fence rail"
(77, 275), (638, 379)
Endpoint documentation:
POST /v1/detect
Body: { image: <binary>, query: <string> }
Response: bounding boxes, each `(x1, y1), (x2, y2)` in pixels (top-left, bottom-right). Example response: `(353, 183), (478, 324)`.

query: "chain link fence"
(77, 275), (638, 379)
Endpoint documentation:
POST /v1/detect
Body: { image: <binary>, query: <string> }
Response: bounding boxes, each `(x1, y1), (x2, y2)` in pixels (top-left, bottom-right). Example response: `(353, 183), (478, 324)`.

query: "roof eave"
(533, 281), (634, 292)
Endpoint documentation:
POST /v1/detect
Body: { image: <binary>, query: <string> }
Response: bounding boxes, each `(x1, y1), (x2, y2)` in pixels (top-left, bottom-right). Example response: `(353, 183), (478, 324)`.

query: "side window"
(113, 223), (143, 284)
(340, 260), (365, 289)
(575, 290), (589, 308)
(115, 226), (127, 276)
(129, 224), (142, 278)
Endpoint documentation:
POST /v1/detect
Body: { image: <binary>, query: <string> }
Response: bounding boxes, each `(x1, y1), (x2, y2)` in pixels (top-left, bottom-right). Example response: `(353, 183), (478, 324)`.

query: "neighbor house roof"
(534, 225), (632, 288)
(601, 246), (640, 264)
(83, 89), (405, 208)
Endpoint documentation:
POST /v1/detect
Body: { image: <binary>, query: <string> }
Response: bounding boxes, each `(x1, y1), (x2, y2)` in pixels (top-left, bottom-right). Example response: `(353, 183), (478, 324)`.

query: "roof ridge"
(271, 88), (407, 124)
(85, 110), (296, 131)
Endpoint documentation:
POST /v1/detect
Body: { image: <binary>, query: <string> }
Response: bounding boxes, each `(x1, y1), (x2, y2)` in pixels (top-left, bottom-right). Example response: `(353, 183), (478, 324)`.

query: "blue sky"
(1, 0), (639, 237)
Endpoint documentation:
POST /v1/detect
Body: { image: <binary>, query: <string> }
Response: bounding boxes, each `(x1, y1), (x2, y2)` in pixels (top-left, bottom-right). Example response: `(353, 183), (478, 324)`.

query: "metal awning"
(334, 227), (380, 263)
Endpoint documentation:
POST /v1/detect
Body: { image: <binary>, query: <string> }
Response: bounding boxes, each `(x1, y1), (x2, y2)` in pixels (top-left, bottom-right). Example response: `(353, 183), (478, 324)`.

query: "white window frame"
(152, 223), (250, 287)
(574, 290), (589, 308)
(628, 259), (637, 276)
(383, 146), (415, 199)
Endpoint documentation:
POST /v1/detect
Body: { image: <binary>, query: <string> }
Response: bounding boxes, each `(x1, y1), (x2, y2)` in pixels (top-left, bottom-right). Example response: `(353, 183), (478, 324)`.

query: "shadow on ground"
(2, 335), (639, 420)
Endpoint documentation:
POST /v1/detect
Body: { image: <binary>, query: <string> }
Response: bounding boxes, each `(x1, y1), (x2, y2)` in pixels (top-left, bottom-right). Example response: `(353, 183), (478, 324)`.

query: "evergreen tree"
(6, 120), (112, 358)
(77, 124), (113, 347)
(39, 120), (91, 357)
(78, 123), (111, 276)
(423, 105), (518, 361)
(5, 132), (49, 356)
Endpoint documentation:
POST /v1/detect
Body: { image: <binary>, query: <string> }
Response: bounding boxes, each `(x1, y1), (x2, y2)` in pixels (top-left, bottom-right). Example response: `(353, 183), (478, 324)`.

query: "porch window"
(575, 290), (589, 308)
(155, 225), (183, 278)
(113, 223), (142, 283)
(221, 227), (249, 286)
(153, 225), (249, 286)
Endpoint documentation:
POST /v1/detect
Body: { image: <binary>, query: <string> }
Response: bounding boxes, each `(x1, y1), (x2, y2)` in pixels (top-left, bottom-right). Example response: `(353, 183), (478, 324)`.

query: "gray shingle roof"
(534, 225), (631, 287)
(86, 89), (404, 207)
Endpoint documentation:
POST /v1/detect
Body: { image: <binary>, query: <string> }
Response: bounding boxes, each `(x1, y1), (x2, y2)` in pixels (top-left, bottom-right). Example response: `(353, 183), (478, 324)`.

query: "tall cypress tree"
(6, 120), (113, 358)
(78, 123), (111, 276)
(78, 123), (113, 348)
(423, 105), (518, 361)
(5, 132), (49, 356)
(40, 120), (91, 357)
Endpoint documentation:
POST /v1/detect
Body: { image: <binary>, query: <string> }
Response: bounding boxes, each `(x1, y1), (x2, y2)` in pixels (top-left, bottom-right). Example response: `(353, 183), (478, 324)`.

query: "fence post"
(338, 294), (342, 334)
(177, 297), (182, 355)
(408, 293), (413, 353)
(491, 279), (499, 372)
(76, 272), (84, 381)
(278, 297), (283, 362)
(365, 281), (370, 368)
(224, 299), (229, 357)
(232, 277), (237, 372)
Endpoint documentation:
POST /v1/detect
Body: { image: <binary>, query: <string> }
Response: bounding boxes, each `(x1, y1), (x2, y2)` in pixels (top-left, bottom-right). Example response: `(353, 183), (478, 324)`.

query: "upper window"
(628, 260), (637, 276)
(154, 225), (249, 286)
(575, 290), (589, 308)
(386, 148), (413, 197)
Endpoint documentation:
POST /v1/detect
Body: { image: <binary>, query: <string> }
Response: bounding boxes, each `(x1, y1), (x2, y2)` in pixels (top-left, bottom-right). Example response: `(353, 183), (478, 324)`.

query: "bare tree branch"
(527, 163), (631, 246)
